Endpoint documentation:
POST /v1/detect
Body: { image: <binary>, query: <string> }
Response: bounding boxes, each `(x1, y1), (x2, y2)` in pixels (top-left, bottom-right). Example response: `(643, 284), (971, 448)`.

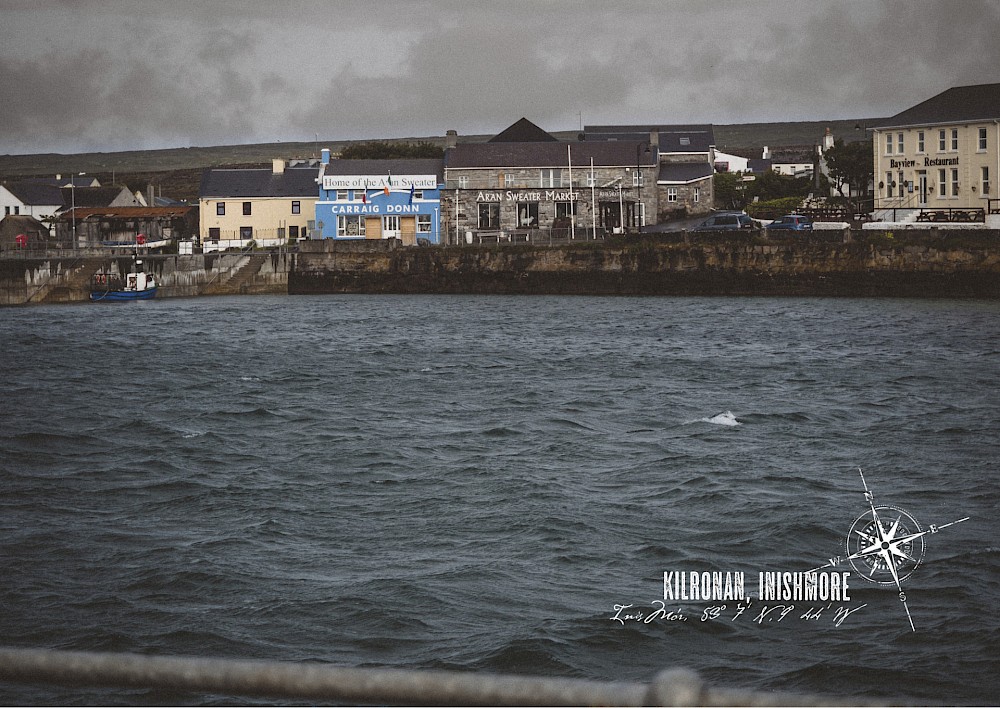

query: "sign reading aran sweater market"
(322, 175), (439, 190)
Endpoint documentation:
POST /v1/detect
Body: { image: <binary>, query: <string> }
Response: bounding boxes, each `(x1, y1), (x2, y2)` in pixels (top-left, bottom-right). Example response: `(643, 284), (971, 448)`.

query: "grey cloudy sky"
(1, 0), (998, 155)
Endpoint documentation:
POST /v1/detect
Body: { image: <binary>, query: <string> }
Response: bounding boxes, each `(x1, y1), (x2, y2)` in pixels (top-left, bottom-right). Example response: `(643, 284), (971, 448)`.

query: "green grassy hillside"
(0, 120), (879, 203)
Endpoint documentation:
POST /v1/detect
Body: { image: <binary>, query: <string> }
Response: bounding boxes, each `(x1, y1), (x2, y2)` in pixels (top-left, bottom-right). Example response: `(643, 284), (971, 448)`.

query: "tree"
(713, 172), (745, 209)
(823, 138), (872, 210)
(339, 141), (443, 159)
(743, 169), (813, 203)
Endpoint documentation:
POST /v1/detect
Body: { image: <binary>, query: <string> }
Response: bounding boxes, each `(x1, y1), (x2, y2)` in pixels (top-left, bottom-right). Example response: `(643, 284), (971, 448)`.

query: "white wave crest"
(703, 411), (741, 426)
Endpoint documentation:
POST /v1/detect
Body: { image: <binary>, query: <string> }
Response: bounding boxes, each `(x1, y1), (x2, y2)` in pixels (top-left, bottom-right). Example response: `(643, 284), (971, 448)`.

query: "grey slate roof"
(876, 83), (1000, 128)
(489, 118), (559, 143)
(657, 163), (714, 183)
(26, 176), (98, 188)
(585, 124), (716, 153)
(199, 166), (319, 198)
(4, 181), (65, 206)
(321, 159), (444, 181)
(447, 141), (656, 169)
(59, 186), (129, 208)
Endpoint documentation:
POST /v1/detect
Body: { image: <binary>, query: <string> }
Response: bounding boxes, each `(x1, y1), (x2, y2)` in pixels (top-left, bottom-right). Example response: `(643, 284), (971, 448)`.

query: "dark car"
(692, 212), (759, 232)
(766, 214), (813, 231)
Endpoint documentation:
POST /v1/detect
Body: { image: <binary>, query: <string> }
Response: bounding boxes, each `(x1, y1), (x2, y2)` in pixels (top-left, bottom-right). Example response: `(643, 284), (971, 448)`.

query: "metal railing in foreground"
(0, 647), (888, 706)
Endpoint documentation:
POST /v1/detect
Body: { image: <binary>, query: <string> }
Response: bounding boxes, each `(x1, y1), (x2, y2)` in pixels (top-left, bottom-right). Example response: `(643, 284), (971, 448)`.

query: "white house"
(0, 182), (64, 226)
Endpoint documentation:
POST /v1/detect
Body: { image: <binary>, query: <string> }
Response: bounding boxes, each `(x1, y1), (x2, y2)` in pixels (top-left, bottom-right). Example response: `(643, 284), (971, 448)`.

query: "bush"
(746, 197), (802, 219)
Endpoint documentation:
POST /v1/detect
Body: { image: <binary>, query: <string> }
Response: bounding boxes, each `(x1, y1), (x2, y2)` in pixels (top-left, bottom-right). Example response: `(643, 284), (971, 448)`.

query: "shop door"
(382, 215), (401, 239)
(917, 171), (928, 207)
(599, 202), (621, 233)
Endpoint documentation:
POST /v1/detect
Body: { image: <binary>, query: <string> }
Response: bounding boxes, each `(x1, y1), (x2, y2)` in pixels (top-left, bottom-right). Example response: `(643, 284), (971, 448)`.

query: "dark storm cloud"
(0, 0), (997, 155)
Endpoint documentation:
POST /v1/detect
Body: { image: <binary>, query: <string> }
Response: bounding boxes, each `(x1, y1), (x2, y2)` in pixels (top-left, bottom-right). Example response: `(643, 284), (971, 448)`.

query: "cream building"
(199, 160), (318, 251)
(872, 83), (1000, 218)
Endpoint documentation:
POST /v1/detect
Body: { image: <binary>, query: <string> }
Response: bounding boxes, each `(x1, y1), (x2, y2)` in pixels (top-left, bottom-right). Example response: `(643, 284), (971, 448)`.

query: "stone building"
(585, 124), (716, 221)
(871, 83), (1000, 216)
(442, 118), (658, 243)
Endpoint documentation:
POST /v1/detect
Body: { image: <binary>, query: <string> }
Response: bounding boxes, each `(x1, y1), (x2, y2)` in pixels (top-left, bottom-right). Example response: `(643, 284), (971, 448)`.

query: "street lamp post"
(70, 183), (76, 250)
(635, 142), (653, 233)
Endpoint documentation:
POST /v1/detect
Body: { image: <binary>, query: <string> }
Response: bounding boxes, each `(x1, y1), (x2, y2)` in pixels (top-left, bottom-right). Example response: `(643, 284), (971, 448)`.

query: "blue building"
(316, 150), (444, 244)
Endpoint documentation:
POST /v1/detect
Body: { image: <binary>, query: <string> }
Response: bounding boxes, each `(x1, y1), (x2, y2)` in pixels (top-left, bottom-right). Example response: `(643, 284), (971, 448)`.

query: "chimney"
(321, 148), (331, 164)
(147, 185), (155, 207)
(272, 159), (286, 175)
(649, 128), (660, 151)
(445, 129), (458, 150)
(762, 146), (770, 160)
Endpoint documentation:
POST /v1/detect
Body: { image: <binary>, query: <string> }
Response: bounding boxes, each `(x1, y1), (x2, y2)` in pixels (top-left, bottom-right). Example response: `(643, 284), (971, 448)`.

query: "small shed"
(0, 215), (54, 251)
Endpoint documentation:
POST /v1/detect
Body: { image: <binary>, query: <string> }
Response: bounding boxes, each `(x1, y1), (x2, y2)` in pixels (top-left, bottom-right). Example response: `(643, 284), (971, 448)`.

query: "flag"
(408, 184), (415, 204)
(362, 191), (367, 204)
(384, 173), (392, 196)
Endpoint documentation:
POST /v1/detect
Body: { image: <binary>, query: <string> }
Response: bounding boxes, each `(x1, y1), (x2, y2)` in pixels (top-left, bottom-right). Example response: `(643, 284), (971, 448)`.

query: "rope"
(0, 647), (886, 706)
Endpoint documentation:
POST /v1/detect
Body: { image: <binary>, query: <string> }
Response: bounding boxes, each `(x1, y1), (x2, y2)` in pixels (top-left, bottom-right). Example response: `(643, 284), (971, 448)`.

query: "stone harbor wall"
(2, 230), (999, 305)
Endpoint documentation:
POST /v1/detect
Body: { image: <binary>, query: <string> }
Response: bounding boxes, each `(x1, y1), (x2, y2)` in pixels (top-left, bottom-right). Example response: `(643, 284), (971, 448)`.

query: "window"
(586, 172), (596, 188)
(458, 176), (469, 189)
(217, 202), (226, 216)
(240, 226), (253, 239)
(289, 225), (299, 239)
(337, 215), (365, 237)
(951, 129), (959, 151)
(679, 137), (691, 146)
(517, 202), (539, 228)
(3, 207), (8, 215)
(982, 167), (990, 196)
(208, 227), (220, 241)
(885, 172), (894, 198)
(291, 201), (301, 214)
(336, 190), (348, 201)
(417, 215), (432, 233)
(694, 187), (701, 203)
(899, 171), (905, 195)
(540, 169), (562, 188)
(242, 202), (252, 216)
(632, 170), (643, 187)
(939, 130), (947, 151)
(979, 128), (988, 151)
(555, 201), (577, 218)
(382, 215), (400, 235)
(917, 131), (925, 153)
(897, 133), (904, 154)
(938, 169), (947, 197)
(478, 203), (500, 229)
(667, 187), (678, 202)
(951, 168), (959, 196)
(504, 174), (514, 188)
(885, 133), (893, 154)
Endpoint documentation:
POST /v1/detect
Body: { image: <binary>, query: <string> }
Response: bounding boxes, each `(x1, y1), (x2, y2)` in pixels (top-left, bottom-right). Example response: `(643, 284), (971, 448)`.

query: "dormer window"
(680, 137), (691, 146)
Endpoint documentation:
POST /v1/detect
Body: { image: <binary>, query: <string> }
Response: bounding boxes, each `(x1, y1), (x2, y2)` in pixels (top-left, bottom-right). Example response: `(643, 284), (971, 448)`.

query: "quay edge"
(2, 229), (1000, 305)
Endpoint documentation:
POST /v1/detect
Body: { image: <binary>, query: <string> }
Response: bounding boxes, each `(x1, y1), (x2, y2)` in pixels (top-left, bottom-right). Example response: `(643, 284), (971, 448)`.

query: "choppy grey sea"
(1, 294), (998, 705)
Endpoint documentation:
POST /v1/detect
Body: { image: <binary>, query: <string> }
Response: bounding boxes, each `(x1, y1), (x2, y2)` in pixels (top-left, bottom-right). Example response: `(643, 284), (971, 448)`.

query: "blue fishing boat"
(90, 254), (157, 301)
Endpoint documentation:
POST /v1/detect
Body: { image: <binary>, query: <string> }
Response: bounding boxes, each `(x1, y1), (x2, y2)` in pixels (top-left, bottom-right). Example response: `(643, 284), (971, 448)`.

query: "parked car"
(766, 214), (813, 231)
(692, 211), (759, 232)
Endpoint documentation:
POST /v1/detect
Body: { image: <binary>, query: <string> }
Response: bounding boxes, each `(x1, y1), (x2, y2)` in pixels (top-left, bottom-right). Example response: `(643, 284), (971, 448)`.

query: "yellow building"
(199, 160), (318, 251)
(872, 83), (1000, 219)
